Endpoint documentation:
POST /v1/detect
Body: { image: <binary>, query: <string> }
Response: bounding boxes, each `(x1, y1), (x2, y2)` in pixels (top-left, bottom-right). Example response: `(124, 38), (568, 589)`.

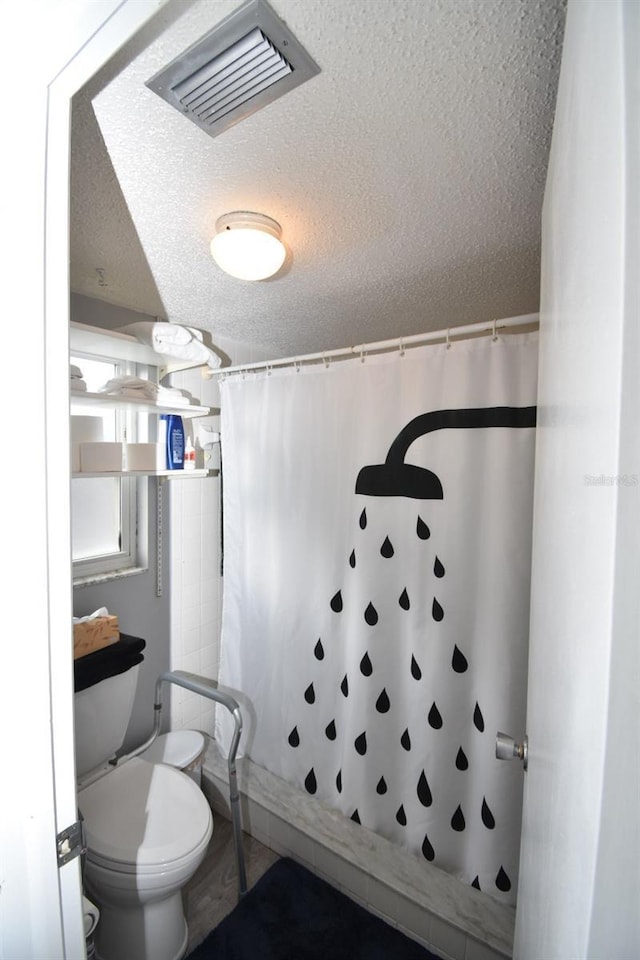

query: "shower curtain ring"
(492, 319), (498, 342)
(323, 354), (330, 369)
(399, 337), (405, 356)
(267, 364), (273, 376)
(360, 347), (366, 363)
(446, 329), (451, 350)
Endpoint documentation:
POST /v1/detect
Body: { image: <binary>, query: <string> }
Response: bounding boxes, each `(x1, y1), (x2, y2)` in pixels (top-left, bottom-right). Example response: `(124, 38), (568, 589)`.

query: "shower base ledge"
(202, 741), (514, 960)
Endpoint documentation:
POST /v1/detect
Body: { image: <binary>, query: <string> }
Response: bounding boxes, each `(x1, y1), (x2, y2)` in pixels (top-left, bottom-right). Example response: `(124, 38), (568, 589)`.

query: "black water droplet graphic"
(325, 719), (337, 741)
(314, 638), (324, 660)
(473, 702), (485, 732)
(360, 652), (373, 676)
(304, 769), (317, 794)
(376, 776), (388, 795)
(359, 508), (367, 530)
(481, 798), (496, 829)
(304, 683), (315, 704)
(432, 598), (444, 621)
(288, 727), (300, 747)
(336, 770), (342, 793)
(349, 549), (356, 568)
(496, 867), (511, 892)
(341, 675), (349, 697)
(375, 688), (390, 713)
(411, 655), (422, 680)
(452, 645), (468, 673)
(354, 731), (367, 756)
(417, 771), (433, 807)
(401, 728), (412, 751)
(433, 556), (445, 578)
(422, 834), (435, 861)
(451, 805), (466, 832)
(472, 876), (481, 891)
(351, 810), (361, 824)
(330, 590), (343, 612)
(455, 747), (469, 771)
(416, 516), (431, 540)
(396, 805), (407, 826)
(364, 602), (378, 626)
(380, 536), (394, 558)
(399, 588), (410, 610)
(428, 702), (443, 729)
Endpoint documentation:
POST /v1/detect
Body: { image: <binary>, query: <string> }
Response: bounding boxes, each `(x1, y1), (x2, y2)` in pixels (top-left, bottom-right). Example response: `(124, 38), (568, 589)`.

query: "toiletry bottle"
(164, 414), (185, 470)
(184, 436), (196, 471)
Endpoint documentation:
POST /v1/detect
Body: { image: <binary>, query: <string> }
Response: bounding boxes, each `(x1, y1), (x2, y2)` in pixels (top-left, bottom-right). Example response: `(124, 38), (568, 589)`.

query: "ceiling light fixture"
(210, 212), (286, 281)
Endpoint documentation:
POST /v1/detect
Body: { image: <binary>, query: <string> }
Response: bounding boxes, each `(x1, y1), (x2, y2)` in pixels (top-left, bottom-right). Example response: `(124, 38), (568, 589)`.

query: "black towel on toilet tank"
(74, 634), (146, 692)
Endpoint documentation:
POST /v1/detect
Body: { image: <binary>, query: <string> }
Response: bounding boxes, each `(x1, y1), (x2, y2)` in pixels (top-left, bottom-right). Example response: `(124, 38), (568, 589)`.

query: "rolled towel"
(70, 364), (84, 379)
(118, 321), (222, 371)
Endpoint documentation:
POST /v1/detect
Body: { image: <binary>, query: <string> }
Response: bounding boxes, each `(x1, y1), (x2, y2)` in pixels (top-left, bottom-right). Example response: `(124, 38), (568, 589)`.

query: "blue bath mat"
(185, 857), (442, 960)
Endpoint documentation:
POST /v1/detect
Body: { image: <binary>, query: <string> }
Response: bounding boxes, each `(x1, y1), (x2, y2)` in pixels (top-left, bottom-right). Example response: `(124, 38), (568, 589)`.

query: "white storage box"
(79, 442), (124, 473)
(125, 442), (164, 471)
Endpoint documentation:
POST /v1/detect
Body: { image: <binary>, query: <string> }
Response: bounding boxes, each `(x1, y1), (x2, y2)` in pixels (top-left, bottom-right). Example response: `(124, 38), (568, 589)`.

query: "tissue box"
(80, 442), (124, 472)
(73, 615), (120, 659)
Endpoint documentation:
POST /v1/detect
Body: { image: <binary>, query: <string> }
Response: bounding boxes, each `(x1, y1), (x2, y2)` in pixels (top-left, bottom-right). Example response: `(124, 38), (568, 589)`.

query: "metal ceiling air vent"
(146, 0), (320, 140)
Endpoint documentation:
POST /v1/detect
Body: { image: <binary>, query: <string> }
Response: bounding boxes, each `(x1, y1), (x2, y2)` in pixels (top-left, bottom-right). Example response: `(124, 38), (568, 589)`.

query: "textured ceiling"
(70, 0), (566, 357)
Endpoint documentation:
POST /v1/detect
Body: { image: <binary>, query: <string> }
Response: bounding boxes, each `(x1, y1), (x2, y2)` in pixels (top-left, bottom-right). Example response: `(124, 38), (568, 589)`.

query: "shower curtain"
(216, 332), (538, 904)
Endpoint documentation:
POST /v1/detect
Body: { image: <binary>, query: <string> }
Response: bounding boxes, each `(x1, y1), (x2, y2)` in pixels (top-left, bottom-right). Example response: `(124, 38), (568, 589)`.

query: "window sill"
(73, 565), (149, 588)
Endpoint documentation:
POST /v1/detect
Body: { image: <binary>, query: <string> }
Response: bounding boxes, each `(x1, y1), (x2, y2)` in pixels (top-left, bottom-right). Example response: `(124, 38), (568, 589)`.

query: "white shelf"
(70, 321), (214, 379)
(72, 469), (218, 479)
(70, 391), (211, 418)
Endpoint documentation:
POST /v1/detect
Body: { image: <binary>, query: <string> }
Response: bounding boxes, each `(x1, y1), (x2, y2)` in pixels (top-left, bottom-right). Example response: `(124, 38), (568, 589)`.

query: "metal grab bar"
(119, 669), (247, 897)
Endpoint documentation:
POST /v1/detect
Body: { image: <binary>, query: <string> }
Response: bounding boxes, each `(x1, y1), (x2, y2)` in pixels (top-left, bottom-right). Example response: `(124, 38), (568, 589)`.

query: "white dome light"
(210, 212), (286, 281)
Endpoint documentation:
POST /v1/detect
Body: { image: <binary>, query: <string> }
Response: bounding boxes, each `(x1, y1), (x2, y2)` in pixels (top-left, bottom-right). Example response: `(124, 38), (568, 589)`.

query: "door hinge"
(56, 819), (85, 867)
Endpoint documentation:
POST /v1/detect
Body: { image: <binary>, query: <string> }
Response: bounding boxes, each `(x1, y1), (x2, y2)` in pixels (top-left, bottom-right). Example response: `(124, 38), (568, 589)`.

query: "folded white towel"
(70, 364), (84, 379)
(96, 376), (194, 405)
(118, 321), (222, 371)
(71, 380), (87, 392)
(98, 376), (159, 400)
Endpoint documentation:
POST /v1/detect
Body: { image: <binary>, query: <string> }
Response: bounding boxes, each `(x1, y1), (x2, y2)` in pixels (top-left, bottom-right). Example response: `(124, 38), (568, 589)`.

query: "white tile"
(465, 937), (510, 960)
(182, 625), (202, 656)
(288, 826), (316, 868)
(366, 876), (402, 923)
(431, 917), (467, 960)
(268, 814), (292, 856)
(314, 844), (344, 885)
(182, 580), (201, 609)
(393, 896), (433, 945)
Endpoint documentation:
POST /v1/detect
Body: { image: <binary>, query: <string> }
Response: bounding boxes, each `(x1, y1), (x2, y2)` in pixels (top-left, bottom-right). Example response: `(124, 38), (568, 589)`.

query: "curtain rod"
(214, 312), (539, 378)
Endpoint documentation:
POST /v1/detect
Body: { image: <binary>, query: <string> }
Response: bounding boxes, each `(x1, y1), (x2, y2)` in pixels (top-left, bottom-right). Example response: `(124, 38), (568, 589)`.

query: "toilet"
(74, 635), (213, 960)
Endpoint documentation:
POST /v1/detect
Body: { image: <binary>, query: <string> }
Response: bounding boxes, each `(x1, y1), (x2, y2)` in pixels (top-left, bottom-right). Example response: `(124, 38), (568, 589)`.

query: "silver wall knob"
(495, 731), (528, 770)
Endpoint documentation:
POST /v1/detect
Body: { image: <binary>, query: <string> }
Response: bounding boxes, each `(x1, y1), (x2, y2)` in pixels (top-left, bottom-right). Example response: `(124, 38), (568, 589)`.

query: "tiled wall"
(167, 339), (276, 733)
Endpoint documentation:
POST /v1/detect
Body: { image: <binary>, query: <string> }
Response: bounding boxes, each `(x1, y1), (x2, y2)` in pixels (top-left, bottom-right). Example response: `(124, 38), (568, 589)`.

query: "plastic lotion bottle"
(184, 436), (196, 471)
(163, 414), (185, 470)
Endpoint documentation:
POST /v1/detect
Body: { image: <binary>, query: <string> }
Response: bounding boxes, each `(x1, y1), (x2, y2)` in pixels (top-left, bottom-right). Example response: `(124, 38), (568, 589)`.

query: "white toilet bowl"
(79, 756), (213, 960)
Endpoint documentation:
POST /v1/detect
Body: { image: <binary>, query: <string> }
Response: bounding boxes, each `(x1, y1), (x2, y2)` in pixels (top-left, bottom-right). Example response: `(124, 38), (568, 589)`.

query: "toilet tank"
(73, 634), (146, 778)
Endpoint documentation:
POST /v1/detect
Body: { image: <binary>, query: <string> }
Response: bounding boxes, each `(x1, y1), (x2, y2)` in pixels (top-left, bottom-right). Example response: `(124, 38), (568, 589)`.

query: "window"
(71, 353), (148, 581)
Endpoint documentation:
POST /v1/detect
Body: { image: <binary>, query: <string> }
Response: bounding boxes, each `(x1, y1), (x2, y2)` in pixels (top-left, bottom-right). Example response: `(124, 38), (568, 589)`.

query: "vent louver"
(146, 0), (319, 140)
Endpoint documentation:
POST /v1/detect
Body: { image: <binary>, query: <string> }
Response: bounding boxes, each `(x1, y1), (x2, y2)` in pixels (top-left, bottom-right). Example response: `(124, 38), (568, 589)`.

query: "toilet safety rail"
(120, 670), (247, 898)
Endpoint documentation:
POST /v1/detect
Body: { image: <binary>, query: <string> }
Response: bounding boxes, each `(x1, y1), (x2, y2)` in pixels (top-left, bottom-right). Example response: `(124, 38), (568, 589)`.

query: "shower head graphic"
(355, 406), (537, 499)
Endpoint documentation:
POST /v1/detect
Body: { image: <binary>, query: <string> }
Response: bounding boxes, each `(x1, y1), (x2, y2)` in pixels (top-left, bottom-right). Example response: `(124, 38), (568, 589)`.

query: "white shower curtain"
(216, 332), (538, 904)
